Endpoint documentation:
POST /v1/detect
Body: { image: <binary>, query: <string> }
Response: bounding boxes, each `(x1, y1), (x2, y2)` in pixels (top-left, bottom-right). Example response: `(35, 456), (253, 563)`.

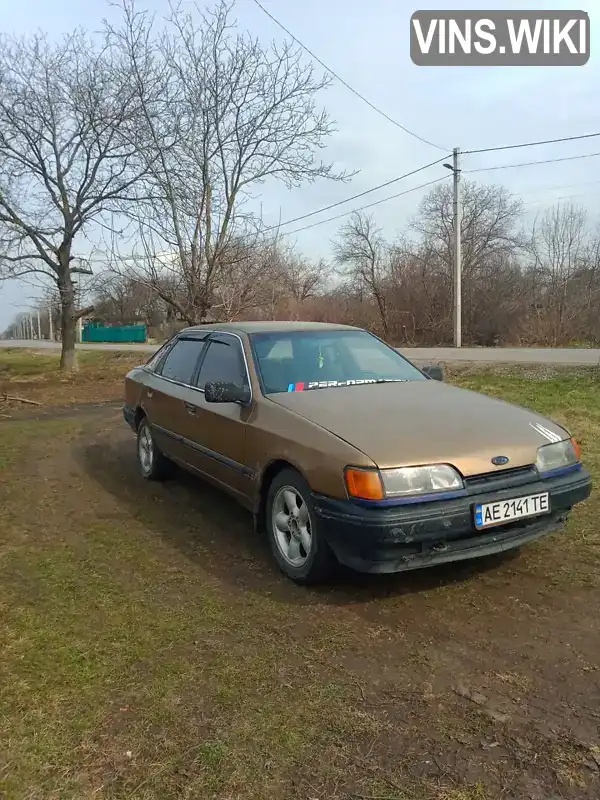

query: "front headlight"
(381, 464), (464, 497)
(536, 439), (580, 475)
(345, 464), (463, 501)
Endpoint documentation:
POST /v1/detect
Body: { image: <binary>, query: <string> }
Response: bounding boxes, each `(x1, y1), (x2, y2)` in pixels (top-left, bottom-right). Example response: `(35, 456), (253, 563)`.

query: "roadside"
(1, 351), (599, 799)
(2, 338), (600, 367)
(0, 348), (144, 413)
(1, 347), (597, 417)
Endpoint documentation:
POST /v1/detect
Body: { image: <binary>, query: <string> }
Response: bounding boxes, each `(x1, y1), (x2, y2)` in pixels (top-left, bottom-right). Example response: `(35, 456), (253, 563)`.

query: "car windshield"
(251, 330), (426, 394)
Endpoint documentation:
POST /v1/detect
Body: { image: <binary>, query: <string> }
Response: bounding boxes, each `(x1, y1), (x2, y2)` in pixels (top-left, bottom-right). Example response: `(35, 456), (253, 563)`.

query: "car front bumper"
(123, 404), (137, 431)
(312, 467), (592, 574)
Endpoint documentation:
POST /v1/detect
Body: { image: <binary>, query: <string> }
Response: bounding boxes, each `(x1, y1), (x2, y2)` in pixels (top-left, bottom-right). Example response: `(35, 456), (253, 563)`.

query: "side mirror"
(204, 380), (251, 404)
(422, 365), (444, 381)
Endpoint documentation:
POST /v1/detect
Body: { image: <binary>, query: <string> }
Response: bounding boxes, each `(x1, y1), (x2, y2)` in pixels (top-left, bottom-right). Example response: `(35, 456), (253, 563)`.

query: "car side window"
(196, 336), (247, 390)
(145, 337), (176, 372)
(157, 338), (207, 385)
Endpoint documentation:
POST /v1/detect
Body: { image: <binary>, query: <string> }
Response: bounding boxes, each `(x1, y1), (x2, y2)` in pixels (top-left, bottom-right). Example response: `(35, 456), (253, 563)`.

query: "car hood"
(269, 381), (569, 476)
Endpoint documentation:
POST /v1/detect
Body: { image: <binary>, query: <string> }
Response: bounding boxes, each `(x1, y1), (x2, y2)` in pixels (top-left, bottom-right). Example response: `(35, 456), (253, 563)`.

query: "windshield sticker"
(287, 379), (406, 392)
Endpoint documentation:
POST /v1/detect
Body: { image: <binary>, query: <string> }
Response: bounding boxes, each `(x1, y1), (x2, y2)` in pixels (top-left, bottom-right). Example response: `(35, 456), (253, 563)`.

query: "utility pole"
(444, 147), (462, 348)
(28, 312), (34, 340)
(75, 271), (83, 343)
(37, 308), (42, 340)
(48, 306), (54, 342)
(452, 147), (462, 348)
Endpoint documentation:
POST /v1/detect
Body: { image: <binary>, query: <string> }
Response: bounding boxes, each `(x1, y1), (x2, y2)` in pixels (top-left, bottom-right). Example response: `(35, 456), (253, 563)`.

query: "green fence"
(82, 323), (147, 344)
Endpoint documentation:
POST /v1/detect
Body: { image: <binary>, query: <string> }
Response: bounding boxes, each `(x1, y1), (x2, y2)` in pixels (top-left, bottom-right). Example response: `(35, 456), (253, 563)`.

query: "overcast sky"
(1, 0), (598, 330)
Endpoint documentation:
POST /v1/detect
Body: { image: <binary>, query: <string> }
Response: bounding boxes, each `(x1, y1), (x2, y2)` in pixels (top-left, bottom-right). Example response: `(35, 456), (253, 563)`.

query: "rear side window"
(158, 338), (207, 384)
(196, 336), (247, 389)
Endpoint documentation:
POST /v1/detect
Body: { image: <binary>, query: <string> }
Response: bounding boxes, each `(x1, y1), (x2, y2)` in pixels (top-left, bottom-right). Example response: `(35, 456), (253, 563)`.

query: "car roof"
(181, 321), (362, 335)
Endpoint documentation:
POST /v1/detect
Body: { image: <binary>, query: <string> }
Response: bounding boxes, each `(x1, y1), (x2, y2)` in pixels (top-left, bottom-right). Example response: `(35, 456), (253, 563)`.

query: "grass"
(0, 419), (388, 799)
(0, 355), (599, 798)
(0, 348), (144, 410)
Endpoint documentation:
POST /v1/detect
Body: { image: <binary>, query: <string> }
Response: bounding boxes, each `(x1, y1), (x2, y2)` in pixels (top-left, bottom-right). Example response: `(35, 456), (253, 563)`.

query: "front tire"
(266, 468), (335, 584)
(136, 417), (171, 481)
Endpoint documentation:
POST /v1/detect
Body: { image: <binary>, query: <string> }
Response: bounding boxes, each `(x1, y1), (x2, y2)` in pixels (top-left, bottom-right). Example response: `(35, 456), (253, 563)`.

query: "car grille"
(464, 465), (538, 496)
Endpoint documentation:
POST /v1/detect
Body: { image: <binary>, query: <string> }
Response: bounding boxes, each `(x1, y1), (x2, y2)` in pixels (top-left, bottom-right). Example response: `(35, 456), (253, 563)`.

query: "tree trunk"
(58, 265), (78, 372)
(374, 292), (389, 339)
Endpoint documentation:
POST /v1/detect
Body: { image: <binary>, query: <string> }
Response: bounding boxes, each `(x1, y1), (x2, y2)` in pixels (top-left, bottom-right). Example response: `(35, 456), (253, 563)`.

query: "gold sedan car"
(124, 322), (591, 583)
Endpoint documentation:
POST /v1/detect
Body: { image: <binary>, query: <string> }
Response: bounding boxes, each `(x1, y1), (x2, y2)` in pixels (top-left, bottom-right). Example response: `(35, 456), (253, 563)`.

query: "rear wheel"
(136, 417), (171, 481)
(266, 468), (335, 584)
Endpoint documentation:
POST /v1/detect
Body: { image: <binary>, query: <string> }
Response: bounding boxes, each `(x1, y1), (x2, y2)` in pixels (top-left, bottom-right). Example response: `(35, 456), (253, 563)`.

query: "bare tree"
(208, 239), (277, 321)
(283, 252), (330, 305)
(527, 202), (589, 344)
(413, 180), (524, 271)
(0, 28), (153, 368)
(90, 272), (166, 327)
(108, 0), (348, 324)
(577, 225), (600, 343)
(253, 242), (330, 320)
(333, 212), (391, 337)
(410, 181), (525, 344)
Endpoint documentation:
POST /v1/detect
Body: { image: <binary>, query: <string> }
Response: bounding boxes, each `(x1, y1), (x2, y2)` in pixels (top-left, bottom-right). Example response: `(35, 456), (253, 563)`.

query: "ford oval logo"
(491, 455), (510, 466)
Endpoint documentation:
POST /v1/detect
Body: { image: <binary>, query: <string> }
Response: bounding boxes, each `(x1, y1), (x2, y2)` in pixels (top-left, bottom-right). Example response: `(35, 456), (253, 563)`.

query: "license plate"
(474, 492), (550, 530)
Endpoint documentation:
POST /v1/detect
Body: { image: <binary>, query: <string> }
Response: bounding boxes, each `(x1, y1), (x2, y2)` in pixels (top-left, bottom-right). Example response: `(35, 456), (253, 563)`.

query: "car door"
(143, 335), (209, 464)
(181, 332), (254, 501)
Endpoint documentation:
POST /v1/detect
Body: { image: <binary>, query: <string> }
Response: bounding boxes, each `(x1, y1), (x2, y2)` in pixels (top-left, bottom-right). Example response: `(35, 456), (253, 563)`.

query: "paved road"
(2, 339), (599, 366)
(1, 339), (157, 353)
(399, 346), (600, 366)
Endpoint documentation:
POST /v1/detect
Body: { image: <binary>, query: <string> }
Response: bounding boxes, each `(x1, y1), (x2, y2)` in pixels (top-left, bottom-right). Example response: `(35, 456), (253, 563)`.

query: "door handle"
(184, 402), (197, 415)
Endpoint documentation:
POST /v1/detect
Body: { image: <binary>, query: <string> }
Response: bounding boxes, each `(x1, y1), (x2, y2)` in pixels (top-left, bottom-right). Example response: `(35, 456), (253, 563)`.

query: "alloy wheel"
(271, 485), (312, 566)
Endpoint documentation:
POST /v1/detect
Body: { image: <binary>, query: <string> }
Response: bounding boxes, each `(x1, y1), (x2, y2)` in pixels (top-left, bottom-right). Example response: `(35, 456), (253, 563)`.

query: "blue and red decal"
(287, 382), (305, 392)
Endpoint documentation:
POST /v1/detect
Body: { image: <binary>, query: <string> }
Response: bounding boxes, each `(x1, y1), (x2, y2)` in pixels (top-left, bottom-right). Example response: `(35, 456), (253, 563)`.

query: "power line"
(464, 151), (600, 174)
(280, 174), (451, 237)
(80, 176), (451, 252)
(522, 190), (600, 207)
(464, 131), (600, 156)
(276, 153), (600, 235)
(62, 159), (600, 259)
(250, 0), (600, 157)
(249, 0), (447, 152)
(520, 178), (600, 197)
(265, 155), (450, 231)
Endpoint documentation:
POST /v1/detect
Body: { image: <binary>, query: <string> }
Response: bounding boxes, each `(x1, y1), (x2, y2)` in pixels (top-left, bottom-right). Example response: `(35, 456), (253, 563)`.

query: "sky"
(0, 0), (598, 330)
